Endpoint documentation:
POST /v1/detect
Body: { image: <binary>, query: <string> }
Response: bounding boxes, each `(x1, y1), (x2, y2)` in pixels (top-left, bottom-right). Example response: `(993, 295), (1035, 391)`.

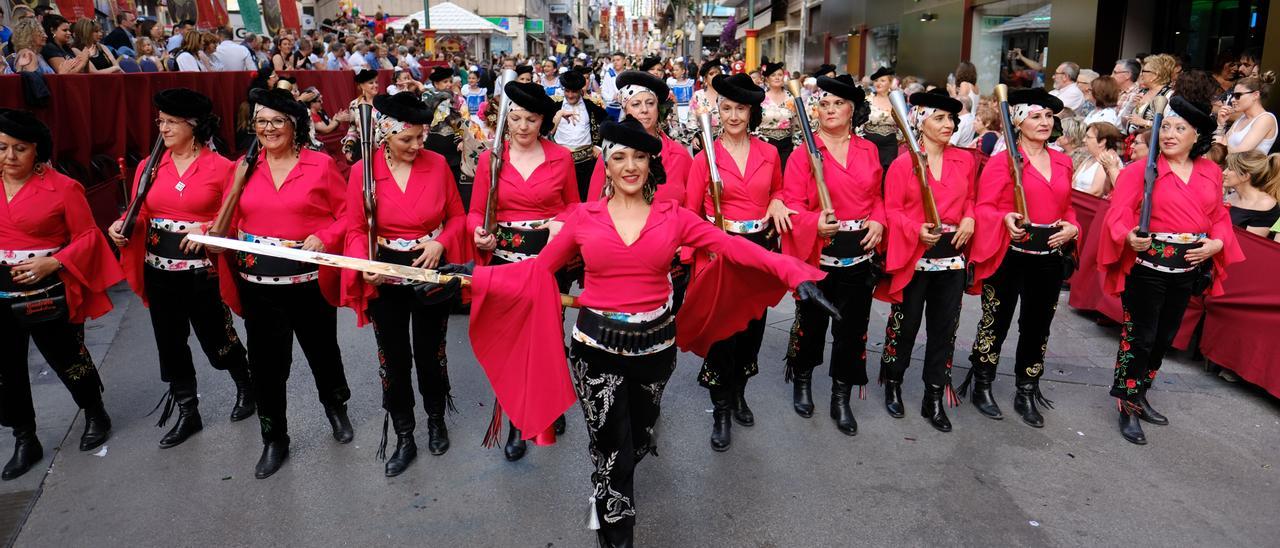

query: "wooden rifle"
(887, 90), (942, 233)
(697, 110), (727, 231)
(993, 84), (1030, 227)
(358, 103), (377, 260)
(1137, 96), (1169, 237)
(208, 139), (261, 238)
(482, 69), (518, 236)
(786, 79), (834, 223)
(119, 135), (167, 237)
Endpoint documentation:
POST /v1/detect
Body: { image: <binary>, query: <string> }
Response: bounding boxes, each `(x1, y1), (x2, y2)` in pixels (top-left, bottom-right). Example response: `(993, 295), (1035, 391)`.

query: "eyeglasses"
(155, 118), (193, 128)
(253, 117), (291, 130)
(1140, 69), (1155, 74)
(1231, 90), (1257, 99)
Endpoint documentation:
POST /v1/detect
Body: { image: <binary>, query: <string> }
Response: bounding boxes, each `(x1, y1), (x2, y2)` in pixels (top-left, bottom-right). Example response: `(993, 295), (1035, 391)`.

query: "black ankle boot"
(732, 385), (754, 426)
(830, 380), (857, 436)
(426, 414), (450, 455)
(1013, 383), (1045, 428)
(883, 380), (905, 418)
(504, 421), (527, 461)
(1136, 394), (1169, 425)
(324, 404), (354, 444)
(792, 368), (814, 418)
(710, 388), (732, 452)
(228, 367), (256, 422)
(159, 382), (204, 449)
(1118, 402), (1147, 445)
(79, 404), (111, 451)
(255, 436), (290, 479)
(921, 384), (952, 432)
(384, 413), (417, 478)
(597, 523), (635, 548)
(553, 414), (567, 435)
(2, 425), (43, 481)
(969, 368), (1003, 420)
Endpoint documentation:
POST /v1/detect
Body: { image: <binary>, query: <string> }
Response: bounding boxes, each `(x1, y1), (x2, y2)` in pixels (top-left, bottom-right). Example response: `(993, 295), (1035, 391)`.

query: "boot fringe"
(945, 382), (962, 408)
(481, 398), (503, 448)
(858, 384), (866, 400)
(149, 389), (176, 428)
(1117, 398), (1143, 414)
(783, 362), (794, 384)
(376, 412), (390, 461)
(444, 391), (459, 415)
(1033, 385), (1055, 410)
(956, 367), (976, 399)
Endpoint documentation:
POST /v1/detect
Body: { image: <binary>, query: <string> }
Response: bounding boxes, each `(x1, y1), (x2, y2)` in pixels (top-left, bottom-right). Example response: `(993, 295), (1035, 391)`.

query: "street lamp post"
(422, 0), (436, 56)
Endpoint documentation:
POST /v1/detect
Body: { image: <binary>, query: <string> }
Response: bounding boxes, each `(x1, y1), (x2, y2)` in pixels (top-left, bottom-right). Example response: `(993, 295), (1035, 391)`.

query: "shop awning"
(985, 4), (1051, 34)
(388, 2), (512, 35)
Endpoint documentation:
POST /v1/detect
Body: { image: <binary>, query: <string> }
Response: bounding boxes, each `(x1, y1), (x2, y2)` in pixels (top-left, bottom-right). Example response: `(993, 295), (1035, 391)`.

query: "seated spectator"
(272, 35), (296, 70)
(134, 37), (164, 71)
(71, 18), (122, 73)
(199, 31), (220, 71)
(102, 11), (137, 56)
(1085, 75), (1122, 127)
(372, 44), (394, 69)
(1055, 114), (1086, 159)
(1222, 151), (1280, 237)
(5, 18), (54, 74)
(348, 43), (370, 71)
(1076, 68), (1099, 117)
(138, 19), (168, 58)
(1217, 73), (1278, 154)
(41, 14), (90, 73)
(166, 19), (194, 52)
(304, 89), (343, 135)
(173, 29), (204, 71)
(293, 38), (318, 69)
(1074, 122), (1123, 196)
(328, 43), (350, 70)
(973, 104), (1001, 155)
(386, 67), (425, 94)
(1050, 61), (1085, 110)
(1128, 129), (1152, 165)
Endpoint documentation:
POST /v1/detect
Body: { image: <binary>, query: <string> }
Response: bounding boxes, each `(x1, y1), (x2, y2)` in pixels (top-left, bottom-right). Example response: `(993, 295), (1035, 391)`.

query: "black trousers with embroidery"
(1110, 265), (1197, 401)
(0, 291), (105, 429)
(574, 157), (596, 202)
(569, 341), (676, 532)
(698, 231), (775, 391)
(879, 269), (966, 387)
(786, 261), (875, 385)
(238, 279), (350, 442)
(367, 284), (452, 420)
(968, 249), (1065, 383)
(143, 266), (248, 384)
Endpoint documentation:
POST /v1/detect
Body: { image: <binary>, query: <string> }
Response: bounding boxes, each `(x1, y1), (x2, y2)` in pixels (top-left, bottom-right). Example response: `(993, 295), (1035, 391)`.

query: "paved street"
(2, 283), (1278, 547)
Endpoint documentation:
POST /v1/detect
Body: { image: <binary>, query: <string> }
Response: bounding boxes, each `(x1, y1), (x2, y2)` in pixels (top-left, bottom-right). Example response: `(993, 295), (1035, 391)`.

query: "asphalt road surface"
(2, 284), (1277, 547)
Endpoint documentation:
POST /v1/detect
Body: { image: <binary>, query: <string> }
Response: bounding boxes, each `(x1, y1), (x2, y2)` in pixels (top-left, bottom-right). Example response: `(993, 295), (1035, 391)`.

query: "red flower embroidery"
(1125, 379), (1136, 388)
(512, 233), (524, 247)
(1120, 340), (1130, 351)
(1163, 246), (1176, 258)
(1146, 247), (1158, 256)
(1148, 371), (1157, 379)
(886, 346), (897, 357)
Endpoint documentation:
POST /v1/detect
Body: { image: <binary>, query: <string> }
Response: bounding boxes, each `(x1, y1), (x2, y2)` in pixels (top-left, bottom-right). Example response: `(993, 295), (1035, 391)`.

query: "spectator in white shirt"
(214, 27), (254, 71)
(950, 95), (977, 147)
(1049, 61), (1085, 110)
(173, 30), (204, 72)
(347, 43), (370, 71)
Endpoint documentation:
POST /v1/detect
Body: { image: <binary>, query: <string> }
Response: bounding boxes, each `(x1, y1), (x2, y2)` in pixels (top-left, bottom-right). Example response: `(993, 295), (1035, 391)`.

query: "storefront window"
(971, 0), (1051, 91)
(865, 23), (898, 73)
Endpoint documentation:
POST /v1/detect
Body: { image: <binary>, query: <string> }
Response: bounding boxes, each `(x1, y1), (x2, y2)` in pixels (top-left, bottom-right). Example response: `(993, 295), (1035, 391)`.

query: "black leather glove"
(437, 261), (475, 277)
(796, 280), (841, 321)
(413, 261), (474, 305)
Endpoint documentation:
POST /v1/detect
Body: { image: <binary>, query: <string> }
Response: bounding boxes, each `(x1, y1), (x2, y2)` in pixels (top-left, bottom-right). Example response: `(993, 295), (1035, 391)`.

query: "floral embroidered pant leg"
(0, 306), (103, 428)
(569, 343), (677, 532)
(369, 284), (452, 418)
(143, 267), (247, 384)
(787, 262), (875, 385)
(969, 250), (1064, 383)
(699, 313), (766, 389)
(1110, 266), (1196, 400)
(880, 270), (965, 386)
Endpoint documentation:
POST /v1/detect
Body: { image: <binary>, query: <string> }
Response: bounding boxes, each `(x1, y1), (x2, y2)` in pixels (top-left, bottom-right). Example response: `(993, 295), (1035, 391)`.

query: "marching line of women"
(0, 62), (1243, 546)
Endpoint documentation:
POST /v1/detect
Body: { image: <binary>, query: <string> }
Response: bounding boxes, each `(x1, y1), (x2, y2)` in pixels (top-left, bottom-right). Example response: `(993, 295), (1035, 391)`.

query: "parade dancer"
(0, 109), (123, 479)
(468, 81), (580, 461)
(445, 118), (833, 547)
(877, 91), (979, 432)
(1098, 97), (1243, 444)
(552, 69), (608, 201)
(108, 89), (254, 449)
(341, 92), (468, 476)
(964, 88), (1080, 428)
(780, 75), (885, 435)
(214, 89), (352, 478)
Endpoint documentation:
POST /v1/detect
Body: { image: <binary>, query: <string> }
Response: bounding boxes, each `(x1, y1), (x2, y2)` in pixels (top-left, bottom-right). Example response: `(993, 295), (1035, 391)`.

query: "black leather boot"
(732, 384), (754, 426)
(597, 523), (635, 548)
(1013, 383), (1045, 428)
(792, 368), (814, 418)
(2, 424), (43, 481)
(504, 421), (527, 461)
(709, 388), (732, 452)
(324, 403), (354, 444)
(1118, 402), (1147, 445)
(79, 404), (111, 451)
(970, 367), (1003, 420)
(228, 367), (256, 422)
(159, 381), (204, 449)
(384, 413), (417, 478)
(426, 414), (450, 456)
(553, 414), (567, 435)
(883, 380), (905, 418)
(830, 380), (857, 436)
(1136, 394), (1169, 425)
(254, 436), (290, 479)
(921, 384), (952, 432)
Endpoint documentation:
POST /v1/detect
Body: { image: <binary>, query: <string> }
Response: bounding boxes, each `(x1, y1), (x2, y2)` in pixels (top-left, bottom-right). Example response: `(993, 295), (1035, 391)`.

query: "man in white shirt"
(600, 52), (625, 121)
(347, 44), (370, 71)
(214, 28), (255, 71)
(1049, 61), (1085, 111)
(552, 70), (607, 200)
(950, 95), (976, 147)
(166, 20), (193, 53)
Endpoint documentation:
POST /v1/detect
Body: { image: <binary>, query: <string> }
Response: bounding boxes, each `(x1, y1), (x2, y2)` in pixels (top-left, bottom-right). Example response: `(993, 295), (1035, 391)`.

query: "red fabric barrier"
(0, 70), (394, 167)
(1067, 191), (1280, 398)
